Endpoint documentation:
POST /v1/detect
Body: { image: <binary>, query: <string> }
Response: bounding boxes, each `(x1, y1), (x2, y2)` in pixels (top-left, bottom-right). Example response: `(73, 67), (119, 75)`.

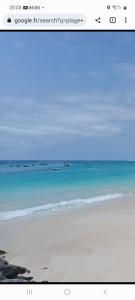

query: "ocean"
(0, 160), (135, 221)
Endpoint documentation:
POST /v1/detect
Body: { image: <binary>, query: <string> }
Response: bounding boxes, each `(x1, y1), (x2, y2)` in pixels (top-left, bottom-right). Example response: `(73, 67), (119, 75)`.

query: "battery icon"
(23, 6), (28, 9)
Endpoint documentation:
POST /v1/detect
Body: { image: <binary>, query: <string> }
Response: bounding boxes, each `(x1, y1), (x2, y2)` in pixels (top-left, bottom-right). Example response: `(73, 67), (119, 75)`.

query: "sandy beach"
(1, 195), (135, 282)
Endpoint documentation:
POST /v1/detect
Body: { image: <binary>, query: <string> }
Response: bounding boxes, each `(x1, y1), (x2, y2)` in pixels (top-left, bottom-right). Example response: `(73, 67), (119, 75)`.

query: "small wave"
(0, 193), (123, 221)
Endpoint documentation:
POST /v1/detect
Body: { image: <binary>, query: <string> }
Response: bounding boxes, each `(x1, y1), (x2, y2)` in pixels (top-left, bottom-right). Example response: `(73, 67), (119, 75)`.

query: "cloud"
(40, 32), (81, 50)
(115, 62), (135, 79)
(39, 32), (93, 55)
(13, 40), (26, 49)
(67, 70), (106, 81)
(1, 89), (135, 150)
(112, 32), (135, 47)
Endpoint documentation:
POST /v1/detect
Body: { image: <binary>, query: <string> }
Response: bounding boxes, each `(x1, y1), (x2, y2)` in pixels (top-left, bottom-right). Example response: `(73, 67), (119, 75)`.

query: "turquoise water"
(0, 160), (135, 220)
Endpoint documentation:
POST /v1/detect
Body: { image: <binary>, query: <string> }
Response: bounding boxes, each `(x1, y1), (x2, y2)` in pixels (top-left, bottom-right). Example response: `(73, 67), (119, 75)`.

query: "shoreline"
(1, 195), (135, 282)
(0, 192), (125, 222)
(0, 192), (127, 223)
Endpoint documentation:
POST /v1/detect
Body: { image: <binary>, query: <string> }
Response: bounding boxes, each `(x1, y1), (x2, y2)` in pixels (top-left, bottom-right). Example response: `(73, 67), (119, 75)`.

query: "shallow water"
(0, 160), (135, 220)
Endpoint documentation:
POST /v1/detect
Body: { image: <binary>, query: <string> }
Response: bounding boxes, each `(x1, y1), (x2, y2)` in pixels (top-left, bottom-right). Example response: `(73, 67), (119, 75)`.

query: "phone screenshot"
(0, 0), (135, 299)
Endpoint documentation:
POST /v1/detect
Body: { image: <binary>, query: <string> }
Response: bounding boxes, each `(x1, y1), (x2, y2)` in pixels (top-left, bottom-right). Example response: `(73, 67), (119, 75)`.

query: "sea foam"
(0, 193), (123, 221)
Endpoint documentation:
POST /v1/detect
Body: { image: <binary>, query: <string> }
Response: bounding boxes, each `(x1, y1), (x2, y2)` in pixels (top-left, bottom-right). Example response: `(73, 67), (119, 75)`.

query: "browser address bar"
(5, 14), (86, 27)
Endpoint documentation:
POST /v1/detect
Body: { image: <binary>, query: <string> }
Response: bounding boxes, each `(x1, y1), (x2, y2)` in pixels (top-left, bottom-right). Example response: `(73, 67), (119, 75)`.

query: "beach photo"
(1, 32), (135, 282)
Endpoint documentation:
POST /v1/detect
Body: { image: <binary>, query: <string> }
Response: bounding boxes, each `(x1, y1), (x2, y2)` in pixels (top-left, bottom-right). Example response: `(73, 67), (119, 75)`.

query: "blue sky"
(0, 31), (135, 160)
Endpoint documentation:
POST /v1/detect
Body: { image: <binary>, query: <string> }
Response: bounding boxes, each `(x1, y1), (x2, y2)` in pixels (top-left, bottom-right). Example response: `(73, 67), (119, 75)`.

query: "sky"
(0, 31), (135, 160)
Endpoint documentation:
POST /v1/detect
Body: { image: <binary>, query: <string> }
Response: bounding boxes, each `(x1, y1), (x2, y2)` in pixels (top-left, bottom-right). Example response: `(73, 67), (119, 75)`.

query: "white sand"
(1, 196), (135, 282)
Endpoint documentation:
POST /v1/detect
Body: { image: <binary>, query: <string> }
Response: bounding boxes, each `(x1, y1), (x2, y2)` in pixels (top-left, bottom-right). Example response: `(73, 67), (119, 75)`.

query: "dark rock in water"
(0, 252), (48, 283)
(16, 165), (21, 167)
(42, 267), (48, 270)
(0, 258), (8, 268)
(18, 276), (33, 281)
(64, 163), (70, 167)
(23, 165), (29, 167)
(1, 278), (48, 283)
(0, 278), (30, 283)
(0, 259), (32, 282)
(0, 250), (6, 256)
(1, 265), (27, 279)
(0, 271), (6, 281)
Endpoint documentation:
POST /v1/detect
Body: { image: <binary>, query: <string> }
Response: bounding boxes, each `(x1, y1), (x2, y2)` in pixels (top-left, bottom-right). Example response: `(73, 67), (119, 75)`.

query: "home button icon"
(64, 289), (70, 296)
